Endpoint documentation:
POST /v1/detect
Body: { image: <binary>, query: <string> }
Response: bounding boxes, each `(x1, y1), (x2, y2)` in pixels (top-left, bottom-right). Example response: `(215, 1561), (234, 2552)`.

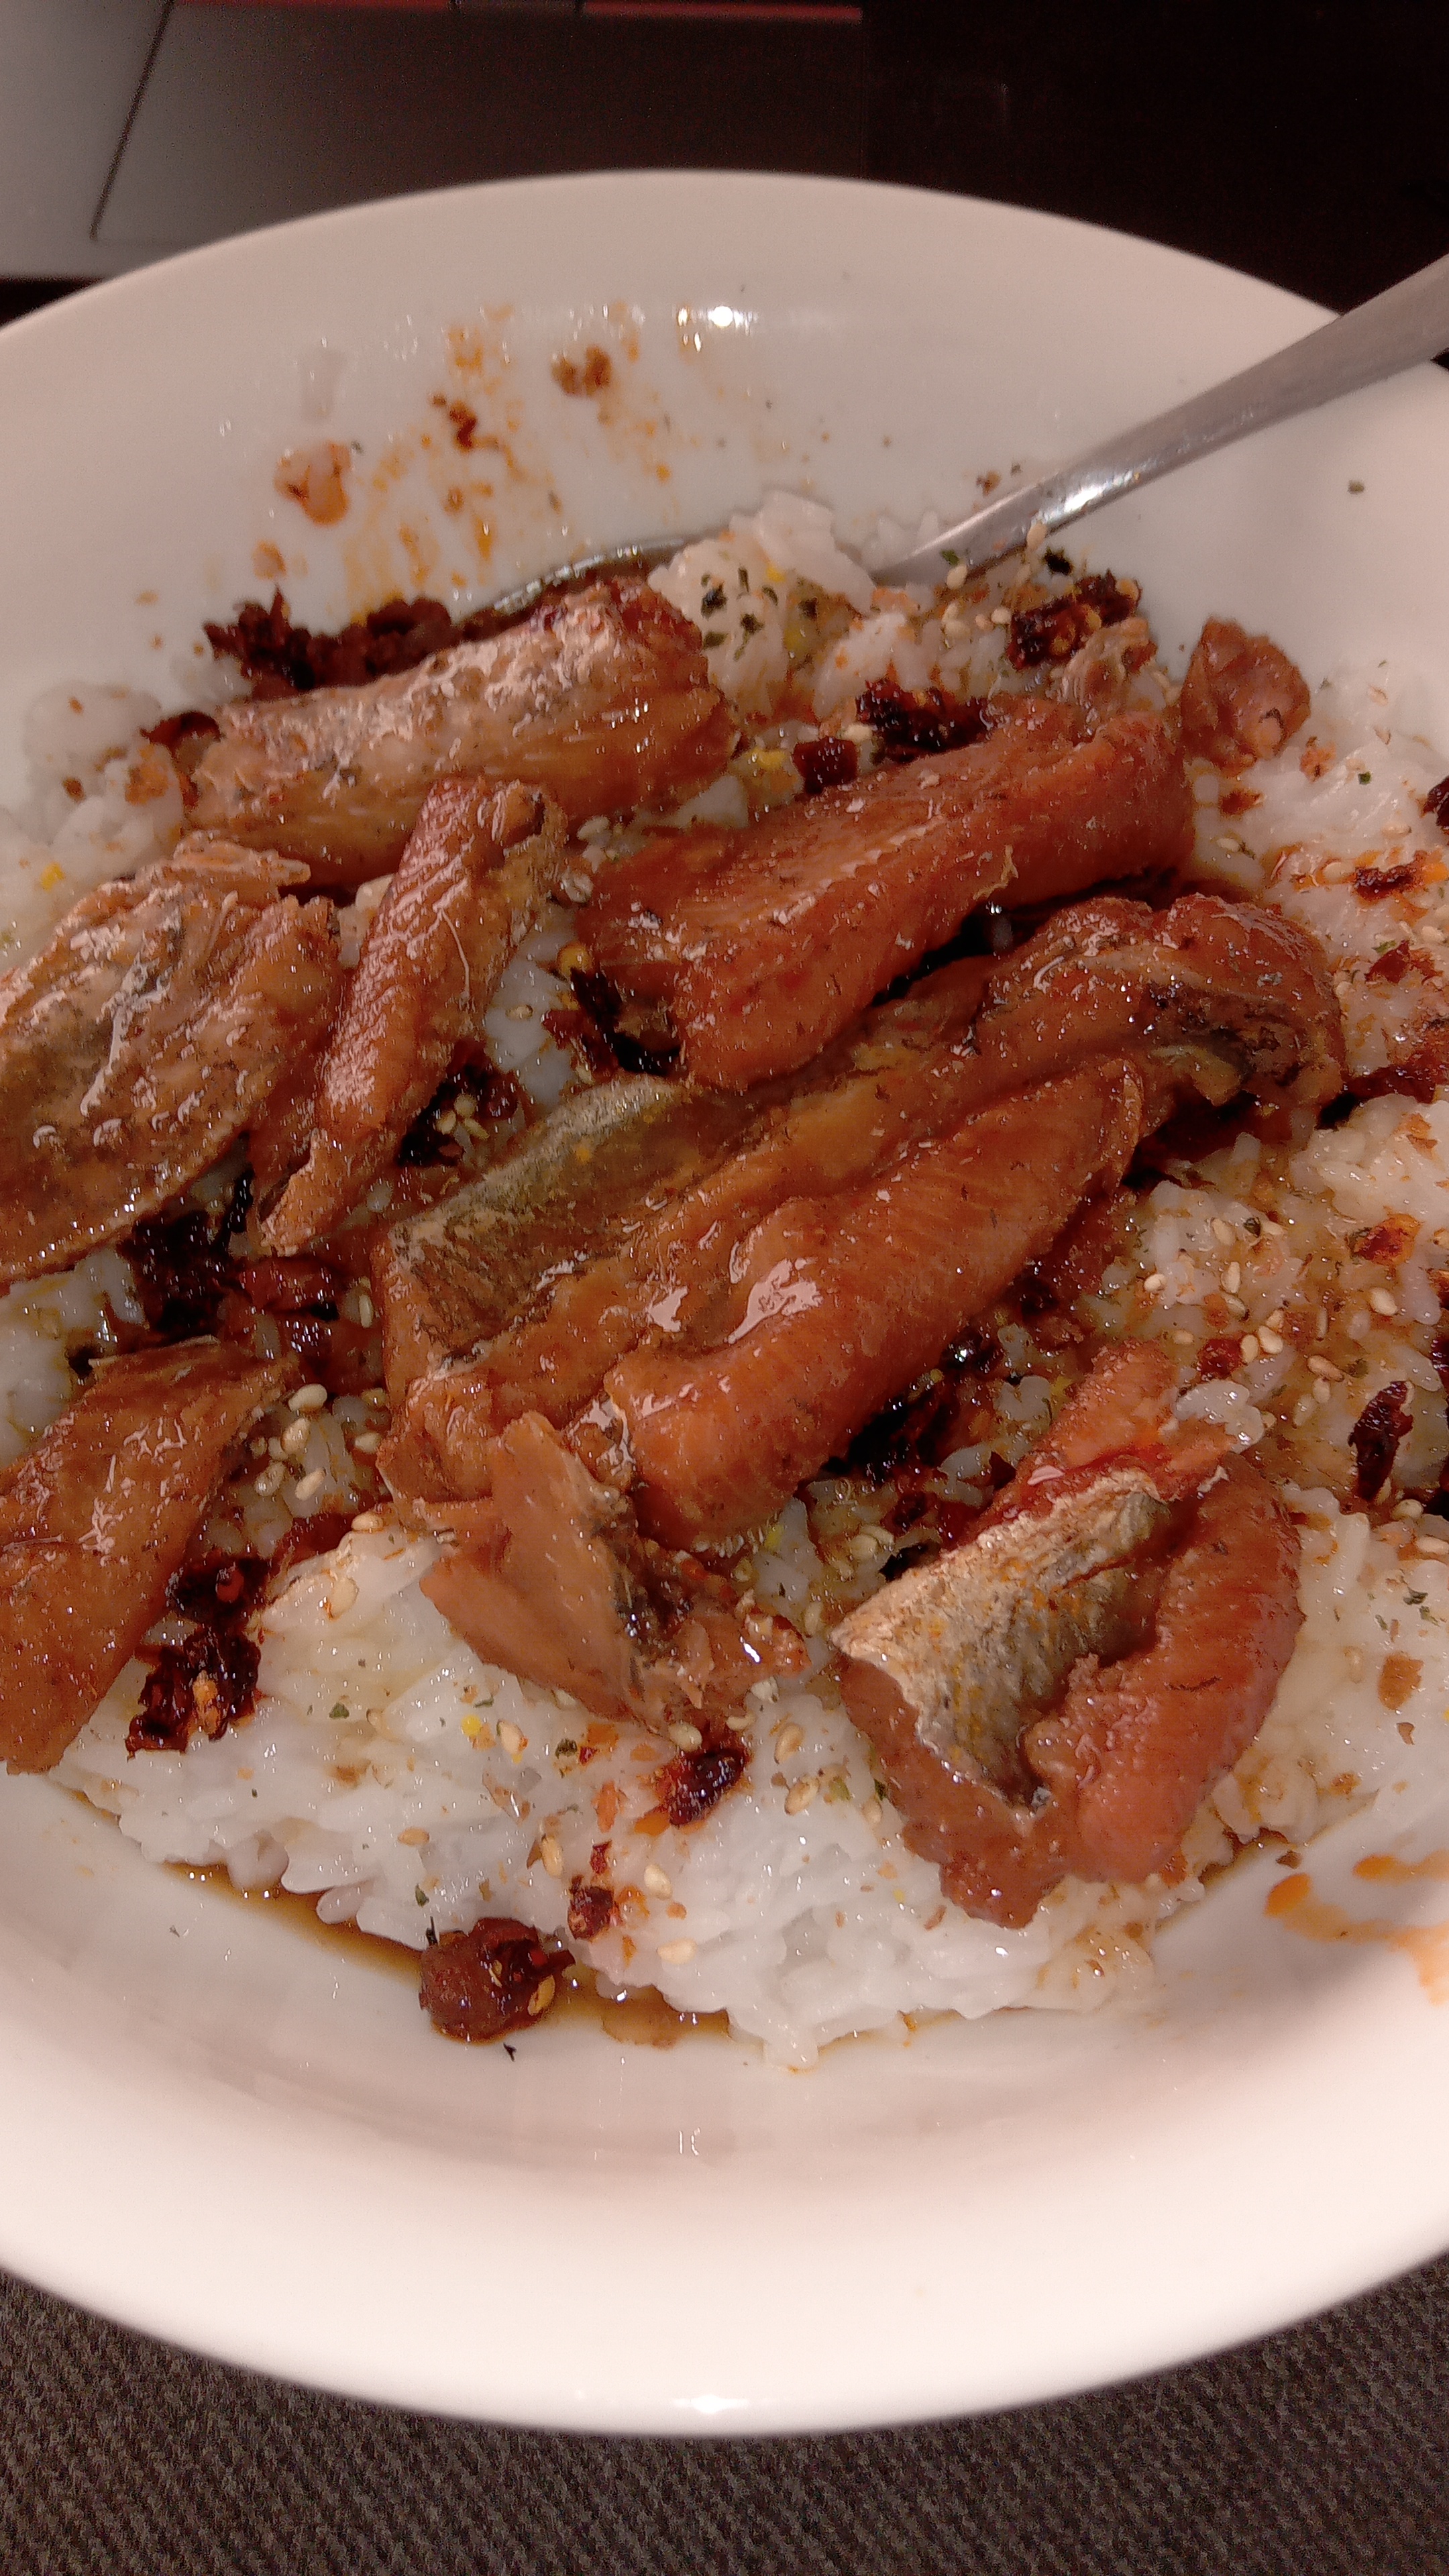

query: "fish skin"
(0, 843), (341, 1285)
(605, 1060), (1148, 1547)
(1032, 1456), (1303, 1884)
(191, 578), (737, 886)
(581, 702), (1194, 1089)
(833, 1342), (1300, 1927)
(0, 1341), (299, 1772)
(262, 778), (567, 1253)
(372, 1077), (756, 1405)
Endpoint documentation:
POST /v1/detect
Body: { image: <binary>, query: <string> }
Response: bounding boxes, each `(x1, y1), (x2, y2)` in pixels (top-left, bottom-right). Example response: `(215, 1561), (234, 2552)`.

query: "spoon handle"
(881, 248), (1449, 583)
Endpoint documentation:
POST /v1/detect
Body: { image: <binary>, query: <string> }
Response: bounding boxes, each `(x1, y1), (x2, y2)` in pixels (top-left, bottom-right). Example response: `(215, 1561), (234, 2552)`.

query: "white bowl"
(3, 173), (1449, 2434)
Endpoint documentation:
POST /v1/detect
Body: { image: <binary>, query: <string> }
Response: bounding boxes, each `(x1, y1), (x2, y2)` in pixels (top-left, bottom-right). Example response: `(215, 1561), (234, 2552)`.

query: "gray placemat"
(3, 2257), (1447, 2575)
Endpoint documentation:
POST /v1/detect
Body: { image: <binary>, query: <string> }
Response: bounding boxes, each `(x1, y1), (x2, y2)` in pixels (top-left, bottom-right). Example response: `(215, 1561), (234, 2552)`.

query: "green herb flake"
(415, 1885), (429, 1907)
(737, 565), (751, 592)
(700, 580), (727, 613)
(739, 611), (762, 637)
(1406, 1589), (1428, 1607)
(942, 548), (961, 566)
(1358, 770), (1373, 784)
(700, 629), (726, 649)
(329, 1701), (350, 1722)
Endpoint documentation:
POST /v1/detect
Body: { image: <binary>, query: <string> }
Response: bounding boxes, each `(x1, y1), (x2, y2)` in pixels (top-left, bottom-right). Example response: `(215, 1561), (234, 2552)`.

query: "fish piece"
(602, 1061), (1148, 1546)
(383, 891), (1340, 1506)
(962, 889), (1346, 1117)
(1180, 616), (1311, 770)
(834, 1342), (1299, 1925)
(191, 577), (737, 886)
(373, 1076), (755, 1403)
(422, 1413), (671, 1727)
(421, 1411), (807, 1729)
(580, 702), (1193, 1087)
(262, 780), (567, 1252)
(1029, 1457), (1301, 1884)
(0, 1342), (298, 1772)
(0, 845), (341, 1286)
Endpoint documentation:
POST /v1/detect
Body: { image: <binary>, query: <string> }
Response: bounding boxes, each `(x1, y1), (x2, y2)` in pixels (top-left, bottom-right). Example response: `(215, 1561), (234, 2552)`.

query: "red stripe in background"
(177, 3), (452, 12)
(584, 3), (861, 16)
(180, 1), (862, 11)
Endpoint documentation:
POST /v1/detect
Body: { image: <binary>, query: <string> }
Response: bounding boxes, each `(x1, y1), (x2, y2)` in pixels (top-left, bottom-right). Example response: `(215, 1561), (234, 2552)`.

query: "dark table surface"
(5, 5), (1449, 2569)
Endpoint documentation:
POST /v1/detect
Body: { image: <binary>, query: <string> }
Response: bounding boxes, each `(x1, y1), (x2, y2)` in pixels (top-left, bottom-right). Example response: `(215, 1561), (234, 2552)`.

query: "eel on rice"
(0, 1341), (299, 1772)
(0, 844), (342, 1285)
(190, 577), (737, 885)
(833, 1341), (1303, 1925)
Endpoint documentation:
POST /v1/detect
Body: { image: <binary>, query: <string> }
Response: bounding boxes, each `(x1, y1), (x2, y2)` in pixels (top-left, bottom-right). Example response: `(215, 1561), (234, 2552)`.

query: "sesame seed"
(433, 1109), (457, 1135)
(327, 1574), (358, 1615)
(1343, 1645), (1366, 1681)
(1415, 1536), (1449, 1559)
(1321, 857), (1353, 883)
(280, 1417), (311, 1458)
(1258, 1328), (1285, 1356)
(505, 1002), (533, 1022)
(1313, 1379), (1333, 1405)
(293, 1468), (325, 1501)
(774, 1721), (804, 1760)
(1224, 1263), (1241, 1294)
(1025, 517), (1048, 551)
(800, 1601), (824, 1636)
(1240, 1333), (1260, 1362)
(453, 1094), (476, 1119)
(1224, 1294), (1247, 1318)
(945, 562), (969, 591)
(643, 1863), (672, 1896)
(498, 1720), (527, 1761)
(527, 1976), (557, 2017)
(1369, 1287), (1399, 1317)
(724, 1711), (754, 1733)
(351, 1509), (387, 1532)
(990, 605), (1012, 626)
(861, 1796), (882, 1827)
(577, 814), (612, 841)
(356, 1291), (375, 1329)
(353, 1429), (382, 1454)
(254, 1462), (285, 1497)
(657, 1938), (696, 1966)
(841, 721), (876, 745)
(1211, 1218), (1235, 1246)
(1307, 1355), (1341, 1379)
(288, 1383), (328, 1414)
(666, 1719), (703, 1751)
(539, 1833), (564, 1878)
(397, 1826), (428, 1848)
(784, 1776), (818, 1815)
(1169, 1328), (1195, 1347)
(1142, 1271), (1165, 1293)
(1262, 1219), (1286, 1238)
(1393, 1498), (1425, 1519)
(1265, 1309), (1285, 1331)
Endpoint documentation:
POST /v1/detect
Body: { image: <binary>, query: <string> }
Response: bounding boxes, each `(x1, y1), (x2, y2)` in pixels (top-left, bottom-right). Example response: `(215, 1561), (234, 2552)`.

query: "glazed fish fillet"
(0, 844), (341, 1285)
(0, 1342), (298, 1772)
(191, 578), (737, 885)
(262, 778), (567, 1252)
(580, 702), (1193, 1087)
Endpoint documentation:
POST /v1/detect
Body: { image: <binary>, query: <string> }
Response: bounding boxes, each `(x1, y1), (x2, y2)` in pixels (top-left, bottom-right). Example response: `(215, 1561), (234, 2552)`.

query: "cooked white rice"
(11, 494), (1449, 2064)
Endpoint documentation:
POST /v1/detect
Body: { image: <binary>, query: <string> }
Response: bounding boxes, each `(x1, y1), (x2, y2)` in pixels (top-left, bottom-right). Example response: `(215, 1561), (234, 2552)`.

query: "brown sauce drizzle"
(171, 1869), (730, 2045)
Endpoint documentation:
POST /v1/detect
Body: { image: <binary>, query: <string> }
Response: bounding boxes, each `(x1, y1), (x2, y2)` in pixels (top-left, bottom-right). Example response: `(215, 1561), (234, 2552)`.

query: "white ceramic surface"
(3, 174), (1449, 2435)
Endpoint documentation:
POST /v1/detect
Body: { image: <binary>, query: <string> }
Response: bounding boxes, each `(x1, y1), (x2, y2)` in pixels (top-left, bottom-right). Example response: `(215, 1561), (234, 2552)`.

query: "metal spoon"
(877, 248), (1449, 586)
